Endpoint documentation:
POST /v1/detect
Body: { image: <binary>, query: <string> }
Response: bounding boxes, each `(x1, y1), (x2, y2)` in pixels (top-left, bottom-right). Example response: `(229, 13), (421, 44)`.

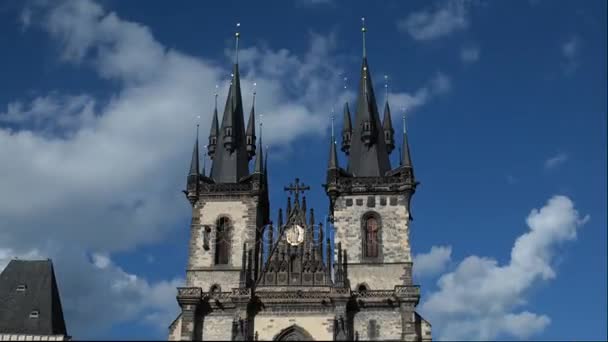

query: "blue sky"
(0, 0), (605, 340)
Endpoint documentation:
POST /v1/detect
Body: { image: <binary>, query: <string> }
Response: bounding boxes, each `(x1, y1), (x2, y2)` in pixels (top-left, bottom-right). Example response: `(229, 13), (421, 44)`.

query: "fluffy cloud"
(397, 0), (471, 41)
(413, 245), (452, 278)
(421, 195), (589, 340)
(1, 0), (449, 338)
(544, 152), (568, 169)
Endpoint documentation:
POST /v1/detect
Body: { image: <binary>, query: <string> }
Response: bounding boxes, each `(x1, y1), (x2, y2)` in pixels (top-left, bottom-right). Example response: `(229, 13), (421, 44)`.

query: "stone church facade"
(168, 24), (432, 341)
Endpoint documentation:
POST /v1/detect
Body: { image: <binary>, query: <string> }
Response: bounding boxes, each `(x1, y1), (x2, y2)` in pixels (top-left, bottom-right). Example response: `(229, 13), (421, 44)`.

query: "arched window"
(210, 284), (221, 293)
(357, 283), (369, 293)
(363, 214), (380, 258)
(215, 217), (231, 265)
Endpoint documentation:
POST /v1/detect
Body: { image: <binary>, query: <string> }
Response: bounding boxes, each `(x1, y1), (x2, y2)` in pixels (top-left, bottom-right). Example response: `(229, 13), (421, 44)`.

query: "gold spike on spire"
(331, 107), (335, 141)
(384, 74), (389, 104)
(402, 107), (407, 134)
(361, 17), (367, 58)
(235, 22), (241, 64)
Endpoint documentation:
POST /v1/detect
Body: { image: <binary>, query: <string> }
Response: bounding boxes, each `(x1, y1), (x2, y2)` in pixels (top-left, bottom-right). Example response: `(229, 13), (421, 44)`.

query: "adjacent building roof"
(0, 259), (67, 336)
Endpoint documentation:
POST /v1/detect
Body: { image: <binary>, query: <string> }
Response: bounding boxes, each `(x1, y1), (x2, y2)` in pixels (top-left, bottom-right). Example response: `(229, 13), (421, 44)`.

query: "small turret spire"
(401, 107), (413, 169)
(254, 119), (264, 174)
(246, 83), (257, 160)
(383, 76), (395, 154)
(328, 109), (339, 170)
(189, 124), (200, 176)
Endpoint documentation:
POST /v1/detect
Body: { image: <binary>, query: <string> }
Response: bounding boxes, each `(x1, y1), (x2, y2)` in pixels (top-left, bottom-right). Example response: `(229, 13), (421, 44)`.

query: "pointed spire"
(254, 117), (264, 174)
(341, 102), (352, 154)
(286, 196), (292, 216)
(208, 86), (219, 159)
(210, 29), (249, 183)
(189, 124), (200, 176)
(401, 108), (413, 169)
(346, 19), (391, 177)
(246, 83), (257, 160)
(383, 77), (395, 154)
(328, 110), (339, 170)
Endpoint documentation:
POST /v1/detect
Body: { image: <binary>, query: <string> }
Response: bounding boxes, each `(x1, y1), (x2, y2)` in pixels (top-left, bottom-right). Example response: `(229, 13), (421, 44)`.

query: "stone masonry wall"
(254, 314), (334, 341)
(353, 309), (402, 341)
(201, 315), (234, 341)
(333, 194), (412, 263)
(186, 195), (260, 290)
(333, 194), (412, 288)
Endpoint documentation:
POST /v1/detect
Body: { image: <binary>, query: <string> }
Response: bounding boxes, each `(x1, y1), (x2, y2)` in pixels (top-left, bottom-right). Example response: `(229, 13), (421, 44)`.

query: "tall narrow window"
(215, 217), (231, 265)
(364, 216), (379, 258)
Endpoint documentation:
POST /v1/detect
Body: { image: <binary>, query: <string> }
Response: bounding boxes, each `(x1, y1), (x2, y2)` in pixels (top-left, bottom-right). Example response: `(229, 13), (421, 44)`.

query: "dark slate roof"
(342, 102), (352, 133)
(209, 63), (250, 183)
(328, 135), (339, 170)
(346, 58), (392, 177)
(383, 101), (393, 132)
(188, 126), (199, 176)
(0, 259), (67, 336)
(254, 124), (264, 174)
(401, 129), (413, 169)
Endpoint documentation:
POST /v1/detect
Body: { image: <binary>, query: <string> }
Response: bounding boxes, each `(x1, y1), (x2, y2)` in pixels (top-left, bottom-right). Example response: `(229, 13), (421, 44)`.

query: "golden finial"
(252, 82), (257, 106)
(401, 107), (407, 134)
(384, 74), (389, 103)
(361, 17), (367, 58)
(330, 106), (335, 141)
(235, 22), (241, 64)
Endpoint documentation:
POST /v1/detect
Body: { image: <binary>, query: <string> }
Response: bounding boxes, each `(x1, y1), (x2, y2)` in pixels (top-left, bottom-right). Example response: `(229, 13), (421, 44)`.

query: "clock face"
(286, 224), (305, 246)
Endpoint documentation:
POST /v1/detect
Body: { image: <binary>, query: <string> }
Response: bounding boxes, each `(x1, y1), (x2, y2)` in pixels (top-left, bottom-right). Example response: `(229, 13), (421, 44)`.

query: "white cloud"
(544, 152), (568, 169)
(421, 195), (589, 340)
(414, 245), (452, 278)
(0, 0), (451, 337)
(460, 45), (480, 63)
(387, 71), (451, 119)
(398, 0), (471, 41)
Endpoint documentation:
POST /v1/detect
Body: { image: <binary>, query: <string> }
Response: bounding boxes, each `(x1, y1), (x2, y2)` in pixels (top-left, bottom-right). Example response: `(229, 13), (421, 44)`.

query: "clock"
(286, 224), (305, 246)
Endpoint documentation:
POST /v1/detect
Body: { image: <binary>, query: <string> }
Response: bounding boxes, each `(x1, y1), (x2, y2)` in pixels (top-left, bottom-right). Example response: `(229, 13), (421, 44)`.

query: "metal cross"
(283, 178), (310, 202)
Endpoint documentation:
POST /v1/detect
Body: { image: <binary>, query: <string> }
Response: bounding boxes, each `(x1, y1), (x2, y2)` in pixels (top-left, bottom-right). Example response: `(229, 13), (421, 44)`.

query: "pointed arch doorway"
(273, 325), (314, 341)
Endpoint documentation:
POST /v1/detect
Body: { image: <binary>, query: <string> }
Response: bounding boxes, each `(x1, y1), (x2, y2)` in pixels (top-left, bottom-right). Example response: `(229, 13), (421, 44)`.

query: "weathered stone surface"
(254, 314), (334, 341)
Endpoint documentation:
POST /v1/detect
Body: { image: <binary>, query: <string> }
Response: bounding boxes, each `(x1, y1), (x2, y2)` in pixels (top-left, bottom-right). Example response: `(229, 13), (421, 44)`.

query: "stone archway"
(273, 324), (314, 341)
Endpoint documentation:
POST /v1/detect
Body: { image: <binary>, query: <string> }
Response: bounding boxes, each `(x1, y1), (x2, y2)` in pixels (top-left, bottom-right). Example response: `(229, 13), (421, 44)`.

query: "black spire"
(208, 91), (219, 159)
(189, 125), (200, 176)
(383, 101), (395, 154)
(328, 112), (339, 170)
(254, 121), (264, 174)
(346, 19), (391, 177)
(209, 27), (250, 183)
(186, 125), (200, 204)
(341, 102), (352, 155)
(401, 113), (413, 169)
(246, 88), (256, 160)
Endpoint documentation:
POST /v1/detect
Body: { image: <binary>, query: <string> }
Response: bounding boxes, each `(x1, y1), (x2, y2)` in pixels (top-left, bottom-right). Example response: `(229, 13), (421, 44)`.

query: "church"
(168, 22), (432, 341)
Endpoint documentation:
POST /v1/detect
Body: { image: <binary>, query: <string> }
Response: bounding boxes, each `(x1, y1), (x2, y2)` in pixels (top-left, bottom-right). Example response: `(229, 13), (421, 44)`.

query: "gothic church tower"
(324, 19), (432, 341)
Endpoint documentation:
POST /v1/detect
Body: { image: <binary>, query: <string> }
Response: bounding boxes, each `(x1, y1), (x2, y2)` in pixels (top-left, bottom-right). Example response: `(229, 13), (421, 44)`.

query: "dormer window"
(224, 127), (232, 137)
(29, 310), (39, 318)
(16, 284), (26, 292)
(363, 122), (371, 131)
